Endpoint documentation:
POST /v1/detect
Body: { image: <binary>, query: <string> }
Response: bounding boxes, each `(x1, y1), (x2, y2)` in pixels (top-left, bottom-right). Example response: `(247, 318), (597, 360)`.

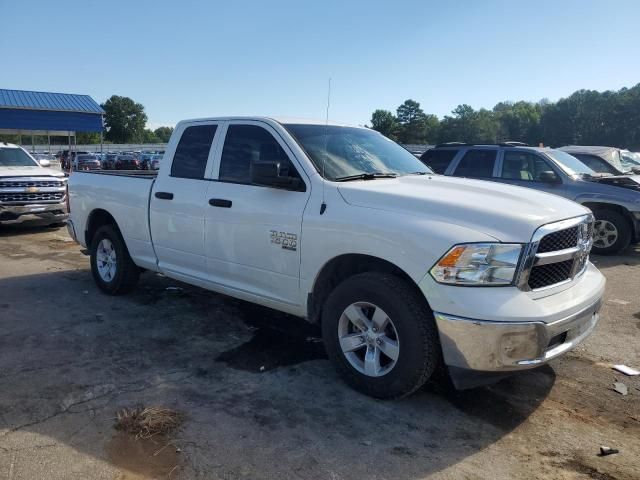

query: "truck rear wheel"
(90, 225), (139, 295)
(592, 209), (631, 255)
(322, 272), (440, 399)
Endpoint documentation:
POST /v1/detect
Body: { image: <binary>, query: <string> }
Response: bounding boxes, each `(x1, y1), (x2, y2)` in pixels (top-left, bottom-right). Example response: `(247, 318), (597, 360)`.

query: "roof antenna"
(320, 77), (331, 215)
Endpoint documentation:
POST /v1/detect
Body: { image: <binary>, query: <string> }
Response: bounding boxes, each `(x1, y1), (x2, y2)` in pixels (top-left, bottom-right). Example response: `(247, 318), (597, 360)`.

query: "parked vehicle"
(67, 118), (604, 398)
(421, 143), (640, 254)
(149, 154), (162, 170)
(557, 146), (635, 175)
(32, 153), (54, 167)
(73, 154), (101, 171)
(102, 153), (118, 170)
(114, 154), (140, 170)
(621, 150), (640, 174)
(0, 143), (68, 225)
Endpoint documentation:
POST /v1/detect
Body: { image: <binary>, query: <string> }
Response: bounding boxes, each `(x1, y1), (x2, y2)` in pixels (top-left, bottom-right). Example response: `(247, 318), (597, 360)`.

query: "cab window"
(420, 149), (458, 174)
(454, 149), (497, 178)
(501, 151), (555, 181)
(171, 124), (217, 179)
(219, 124), (301, 185)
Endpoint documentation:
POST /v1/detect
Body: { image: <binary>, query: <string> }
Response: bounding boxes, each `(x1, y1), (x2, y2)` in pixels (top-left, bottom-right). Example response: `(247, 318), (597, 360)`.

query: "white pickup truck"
(67, 117), (605, 398)
(0, 143), (68, 225)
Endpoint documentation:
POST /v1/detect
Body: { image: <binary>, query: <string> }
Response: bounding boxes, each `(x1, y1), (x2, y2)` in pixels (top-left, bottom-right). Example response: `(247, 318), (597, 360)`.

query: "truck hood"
(337, 175), (589, 242)
(0, 166), (65, 178)
(585, 174), (640, 191)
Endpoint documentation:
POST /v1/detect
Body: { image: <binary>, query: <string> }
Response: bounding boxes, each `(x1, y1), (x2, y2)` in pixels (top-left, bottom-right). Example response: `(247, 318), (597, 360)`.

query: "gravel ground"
(0, 224), (638, 480)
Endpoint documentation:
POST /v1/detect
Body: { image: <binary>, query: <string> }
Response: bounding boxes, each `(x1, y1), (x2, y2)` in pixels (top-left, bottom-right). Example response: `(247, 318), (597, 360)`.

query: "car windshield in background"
(546, 150), (598, 176)
(0, 147), (38, 167)
(284, 124), (431, 181)
(621, 151), (640, 169)
(77, 155), (97, 161)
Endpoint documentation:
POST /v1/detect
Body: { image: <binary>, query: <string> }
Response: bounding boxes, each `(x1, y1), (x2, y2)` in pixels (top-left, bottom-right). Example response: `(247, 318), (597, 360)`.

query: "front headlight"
(430, 243), (523, 286)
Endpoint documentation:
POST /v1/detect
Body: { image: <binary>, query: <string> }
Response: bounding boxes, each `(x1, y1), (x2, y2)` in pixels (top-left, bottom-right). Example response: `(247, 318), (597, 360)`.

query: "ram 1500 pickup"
(67, 117), (605, 398)
(1, 143), (68, 225)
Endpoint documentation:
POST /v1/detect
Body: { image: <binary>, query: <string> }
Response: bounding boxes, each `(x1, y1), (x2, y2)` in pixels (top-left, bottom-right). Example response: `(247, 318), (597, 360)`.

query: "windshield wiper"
(334, 172), (398, 182)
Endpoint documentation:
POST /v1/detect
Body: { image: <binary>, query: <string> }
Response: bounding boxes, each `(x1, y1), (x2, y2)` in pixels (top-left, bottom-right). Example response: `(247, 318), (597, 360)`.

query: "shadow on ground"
(0, 263), (555, 479)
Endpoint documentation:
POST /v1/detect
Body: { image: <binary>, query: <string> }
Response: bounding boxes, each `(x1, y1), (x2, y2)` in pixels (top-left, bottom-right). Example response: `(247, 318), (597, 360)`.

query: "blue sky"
(2, 0), (639, 128)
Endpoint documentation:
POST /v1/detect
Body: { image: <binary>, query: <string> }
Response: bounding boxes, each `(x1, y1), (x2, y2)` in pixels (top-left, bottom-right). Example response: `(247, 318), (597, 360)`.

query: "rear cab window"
(453, 149), (497, 178)
(171, 124), (218, 179)
(420, 149), (459, 174)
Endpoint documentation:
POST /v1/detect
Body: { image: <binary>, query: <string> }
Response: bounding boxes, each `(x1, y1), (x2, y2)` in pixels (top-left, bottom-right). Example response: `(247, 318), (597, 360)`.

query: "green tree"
(396, 99), (437, 144)
(76, 132), (101, 144)
(437, 104), (498, 144)
(153, 126), (174, 143)
(142, 129), (161, 143)
(370, 110), (398, 139)
(102, 95), (147, 143)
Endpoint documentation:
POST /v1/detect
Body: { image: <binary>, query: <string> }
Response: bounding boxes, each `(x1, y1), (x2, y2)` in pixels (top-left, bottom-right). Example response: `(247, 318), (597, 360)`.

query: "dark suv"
(420, 143), (640, 254)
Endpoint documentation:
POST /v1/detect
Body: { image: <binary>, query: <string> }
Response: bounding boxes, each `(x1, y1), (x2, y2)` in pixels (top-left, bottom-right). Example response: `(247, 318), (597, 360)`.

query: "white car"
(0, 143), (68, 225)
(67, 117), (605, 398)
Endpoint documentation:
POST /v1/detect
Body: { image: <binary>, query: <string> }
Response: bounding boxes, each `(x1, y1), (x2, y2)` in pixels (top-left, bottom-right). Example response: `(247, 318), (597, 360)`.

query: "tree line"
(370, 83), (640, 149)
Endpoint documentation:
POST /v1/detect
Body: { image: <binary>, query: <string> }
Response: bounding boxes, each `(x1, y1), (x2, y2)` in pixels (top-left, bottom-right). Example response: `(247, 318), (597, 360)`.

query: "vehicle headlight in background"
(430, 243), (523, 286)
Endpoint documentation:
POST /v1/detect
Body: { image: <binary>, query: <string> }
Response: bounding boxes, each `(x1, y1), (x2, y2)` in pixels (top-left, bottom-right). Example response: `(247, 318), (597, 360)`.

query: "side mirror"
(539, 170), (560, 183)
(38, 159), (51, 167)
(251, 161), (304, 191)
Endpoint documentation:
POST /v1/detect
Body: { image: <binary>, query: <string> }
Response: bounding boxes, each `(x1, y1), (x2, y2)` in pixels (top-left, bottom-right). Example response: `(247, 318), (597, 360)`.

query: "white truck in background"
(67, 117), (605, 398)
(0, 143), (68, 226)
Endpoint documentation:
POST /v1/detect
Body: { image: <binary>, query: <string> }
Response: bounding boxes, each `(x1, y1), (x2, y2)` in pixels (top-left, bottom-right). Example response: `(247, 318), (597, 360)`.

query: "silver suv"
(421, 143), (640, 254)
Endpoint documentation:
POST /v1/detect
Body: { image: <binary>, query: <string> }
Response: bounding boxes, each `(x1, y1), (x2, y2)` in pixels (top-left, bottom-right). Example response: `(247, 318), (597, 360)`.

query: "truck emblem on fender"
(270, 230), (297, 251)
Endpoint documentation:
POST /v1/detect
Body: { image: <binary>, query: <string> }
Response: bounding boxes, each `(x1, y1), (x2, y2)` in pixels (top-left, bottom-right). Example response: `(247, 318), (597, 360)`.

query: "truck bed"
(68, 170), (158, 269)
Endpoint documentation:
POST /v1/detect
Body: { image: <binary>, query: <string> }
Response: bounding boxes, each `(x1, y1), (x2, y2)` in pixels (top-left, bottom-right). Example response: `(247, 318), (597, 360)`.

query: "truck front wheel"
(322, 272), (440, 399)
(592, 209), (631, 255)
(90, 225), (140, 295)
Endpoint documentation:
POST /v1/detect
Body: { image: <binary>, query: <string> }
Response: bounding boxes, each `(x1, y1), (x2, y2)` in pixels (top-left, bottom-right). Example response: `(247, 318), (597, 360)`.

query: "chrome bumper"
(434, 298), (602, 387)
(0, 202), (68, 225)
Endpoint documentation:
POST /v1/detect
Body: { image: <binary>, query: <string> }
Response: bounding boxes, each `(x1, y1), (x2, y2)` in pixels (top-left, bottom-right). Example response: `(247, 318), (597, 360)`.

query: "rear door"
(149, 121), (222, 279)
(204, 120), (310, 307)
(450, 149), (499, 179)
(419, 148), (459, 174)
(496, 149), (566, 196)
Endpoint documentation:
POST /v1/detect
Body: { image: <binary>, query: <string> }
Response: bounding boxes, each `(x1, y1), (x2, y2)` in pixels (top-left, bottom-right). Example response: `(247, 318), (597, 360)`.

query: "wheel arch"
(85, 208), (119, 248)
(307, 253), (429, 324)
(581, 202), (636, 240)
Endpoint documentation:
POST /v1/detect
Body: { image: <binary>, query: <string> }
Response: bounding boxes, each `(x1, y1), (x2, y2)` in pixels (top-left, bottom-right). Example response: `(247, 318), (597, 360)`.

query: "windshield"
(546, 150), (598, 176)
(0, 147), (39, 167)
(621, 151), (640, 170)
(77, 155), (97, 161)
(284, 124), (431, 180)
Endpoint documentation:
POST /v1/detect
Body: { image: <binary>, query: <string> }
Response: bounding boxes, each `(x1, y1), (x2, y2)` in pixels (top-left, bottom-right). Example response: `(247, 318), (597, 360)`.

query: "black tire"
(90, 225), (139, 295)
(591, 209), (631, 255)
(322, 272), (440, 399)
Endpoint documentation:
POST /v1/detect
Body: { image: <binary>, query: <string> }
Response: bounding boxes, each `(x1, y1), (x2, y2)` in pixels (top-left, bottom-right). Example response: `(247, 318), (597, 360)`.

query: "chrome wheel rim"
(338, 302), (399, 377)
(96, 238), (117, 282)
(593, 220), (618, 249)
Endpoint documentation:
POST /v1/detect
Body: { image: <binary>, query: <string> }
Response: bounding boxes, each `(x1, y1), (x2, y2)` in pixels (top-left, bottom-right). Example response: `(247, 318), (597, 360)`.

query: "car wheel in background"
(322, 272), (440, 399)
(591, 209), (631, 255)
(90, 225), (140, 294)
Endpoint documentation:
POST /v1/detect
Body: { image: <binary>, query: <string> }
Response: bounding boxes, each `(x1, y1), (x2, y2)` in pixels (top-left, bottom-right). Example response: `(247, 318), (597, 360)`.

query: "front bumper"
(422, 262), (605, 389)
(0, 202), (68, 225)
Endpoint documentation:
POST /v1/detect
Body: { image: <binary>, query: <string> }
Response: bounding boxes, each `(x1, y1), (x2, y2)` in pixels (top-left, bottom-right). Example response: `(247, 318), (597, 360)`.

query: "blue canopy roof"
(0, 89), (104, 133)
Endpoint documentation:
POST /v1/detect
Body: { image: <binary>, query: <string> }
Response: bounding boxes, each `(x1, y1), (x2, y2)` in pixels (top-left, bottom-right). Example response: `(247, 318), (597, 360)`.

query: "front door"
(204, 121), (310, 307)
(496, 150), (566, 197)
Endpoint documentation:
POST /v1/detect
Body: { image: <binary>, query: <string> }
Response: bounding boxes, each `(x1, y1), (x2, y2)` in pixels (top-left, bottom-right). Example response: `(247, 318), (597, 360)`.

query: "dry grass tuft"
(115, 406), (183, 439)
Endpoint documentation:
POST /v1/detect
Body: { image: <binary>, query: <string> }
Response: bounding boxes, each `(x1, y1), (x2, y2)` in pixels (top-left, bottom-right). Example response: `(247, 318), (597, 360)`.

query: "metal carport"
(0, 88), (105, 154)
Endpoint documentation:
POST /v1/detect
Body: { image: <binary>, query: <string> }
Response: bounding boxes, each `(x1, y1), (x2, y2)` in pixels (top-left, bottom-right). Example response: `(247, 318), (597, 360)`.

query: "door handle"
(209, 198), (232, 208)
(155, 192), (174, 200)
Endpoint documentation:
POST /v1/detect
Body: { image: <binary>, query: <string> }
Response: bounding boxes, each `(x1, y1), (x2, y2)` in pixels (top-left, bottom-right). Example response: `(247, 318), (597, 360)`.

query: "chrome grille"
(0, 180), (64, 188)
(519, 215), (594, 291)
(0, 192), (65, 203)
(528, 259), (574, 289)
(537, 226), (579, 253)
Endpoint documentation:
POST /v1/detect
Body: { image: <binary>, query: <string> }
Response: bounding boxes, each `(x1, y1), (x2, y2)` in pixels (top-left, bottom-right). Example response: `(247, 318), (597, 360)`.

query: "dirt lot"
(0, 224), (638, 480)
